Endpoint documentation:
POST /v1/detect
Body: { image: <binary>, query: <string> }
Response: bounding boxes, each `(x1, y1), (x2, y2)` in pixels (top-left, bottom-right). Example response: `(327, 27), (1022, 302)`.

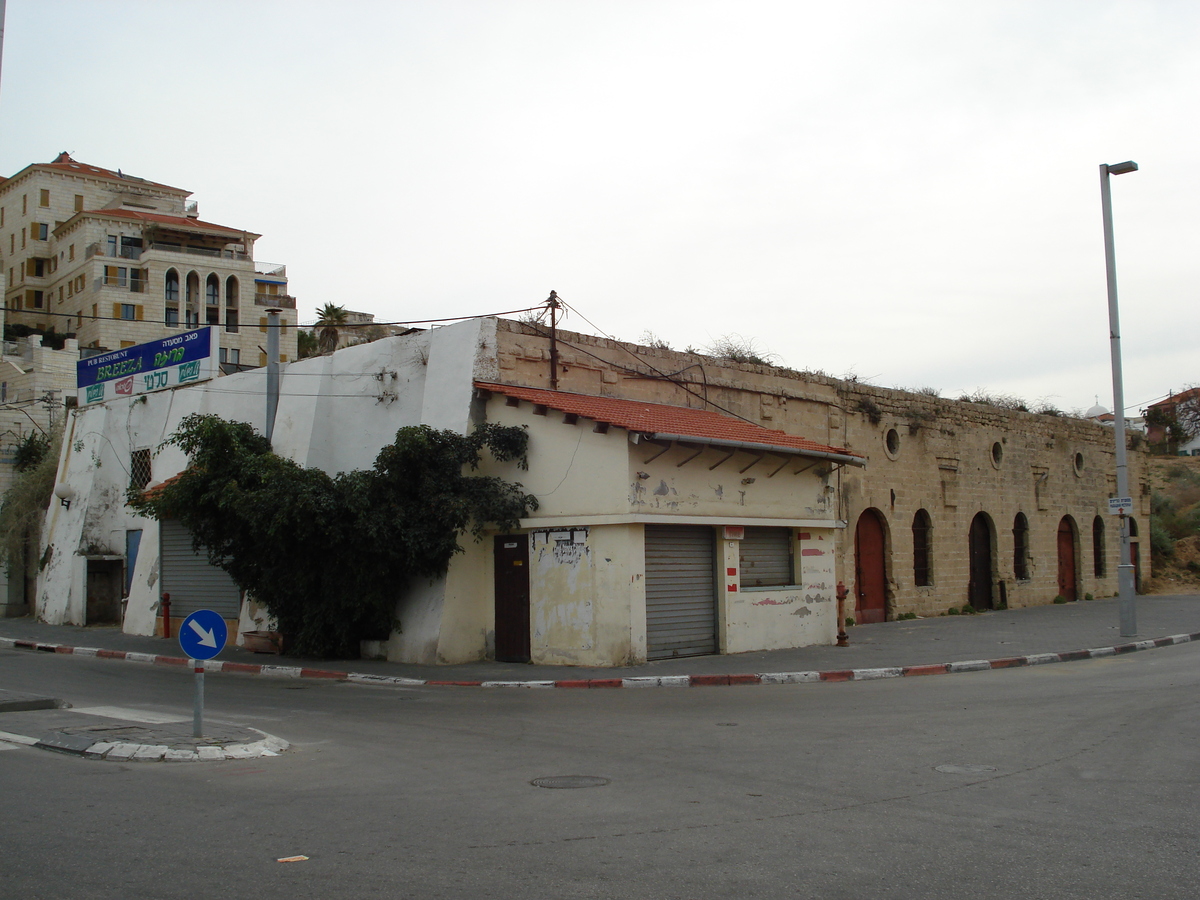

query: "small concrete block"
(84, 741), (118, 759)
(759, 671), (820, 684)
(259, 665), (302, 678)
(657, 676), (691, 687)
(132, 745), (168, 761)
(197, 746), (225, 761)
(106, 742), (140, 760)
(853, 667), (903, 681)
(223, 745), (255, 759)
(264, 735), (289, 752)
(947, 660), (991, 673)
(0, 730), (39, 746)
(621, 677), (660, 688)
(1087, 647), (1116, 658)
(164, 749), (199, 762)
(1025, 653), (1060, 666)
(126, 652), (157, 664)
(73, 647), (100, 657)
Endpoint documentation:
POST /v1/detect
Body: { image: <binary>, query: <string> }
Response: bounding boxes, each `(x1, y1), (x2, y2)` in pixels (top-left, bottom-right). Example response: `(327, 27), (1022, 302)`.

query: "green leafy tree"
(296, 329), (319, 359)
(315, 303), (349, 354)
(0, 426), (62, 607)
(128, 415), (538, 657)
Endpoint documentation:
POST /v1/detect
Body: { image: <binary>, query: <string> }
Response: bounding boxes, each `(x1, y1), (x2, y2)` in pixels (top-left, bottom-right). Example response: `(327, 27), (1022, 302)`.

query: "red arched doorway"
(968, 513), (994, 610)
(1057, 516), (1078, 600)
(854, 509), (888, 624)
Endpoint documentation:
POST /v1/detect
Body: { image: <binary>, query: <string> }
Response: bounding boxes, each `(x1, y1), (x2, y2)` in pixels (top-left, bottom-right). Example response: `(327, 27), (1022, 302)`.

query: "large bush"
(129, 415), (538, 657)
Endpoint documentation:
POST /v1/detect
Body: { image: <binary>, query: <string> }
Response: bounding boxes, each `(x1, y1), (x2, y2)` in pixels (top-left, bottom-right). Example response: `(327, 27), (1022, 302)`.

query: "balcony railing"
(254, 293), (296, 308)
(100, 276), (148, 292)
(256, 262), (286, 277)
(86, 241), (250, 262)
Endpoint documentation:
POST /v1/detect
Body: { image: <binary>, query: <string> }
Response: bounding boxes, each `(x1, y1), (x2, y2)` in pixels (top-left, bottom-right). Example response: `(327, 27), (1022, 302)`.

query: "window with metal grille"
(739, 527), (793, 588)
(130, 449), (152, 491)
(1013, 512), (1030, 580)
(912, 508), (932, 586)
(1093, 516), (1105, 577)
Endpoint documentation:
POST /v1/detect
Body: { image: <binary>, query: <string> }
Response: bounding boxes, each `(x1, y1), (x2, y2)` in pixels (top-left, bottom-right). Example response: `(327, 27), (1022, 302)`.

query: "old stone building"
(490, 319), (1150, 620)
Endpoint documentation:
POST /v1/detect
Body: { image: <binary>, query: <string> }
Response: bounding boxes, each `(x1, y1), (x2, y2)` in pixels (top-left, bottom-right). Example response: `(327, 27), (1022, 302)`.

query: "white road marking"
(68, 706), (189, 725)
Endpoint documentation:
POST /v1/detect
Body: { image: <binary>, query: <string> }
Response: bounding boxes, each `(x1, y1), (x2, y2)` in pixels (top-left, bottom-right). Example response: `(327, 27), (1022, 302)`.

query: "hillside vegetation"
(1145, 456), (1200, 593)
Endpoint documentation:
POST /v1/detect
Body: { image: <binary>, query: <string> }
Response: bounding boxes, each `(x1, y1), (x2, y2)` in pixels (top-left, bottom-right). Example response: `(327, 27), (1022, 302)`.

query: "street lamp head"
(1105, 160), (1139, 175)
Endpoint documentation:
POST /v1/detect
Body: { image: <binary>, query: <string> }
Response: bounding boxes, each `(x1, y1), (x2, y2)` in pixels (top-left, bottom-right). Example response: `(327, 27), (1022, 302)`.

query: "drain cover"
(935, 764), (997, 775)
(531, 775), (610, 789)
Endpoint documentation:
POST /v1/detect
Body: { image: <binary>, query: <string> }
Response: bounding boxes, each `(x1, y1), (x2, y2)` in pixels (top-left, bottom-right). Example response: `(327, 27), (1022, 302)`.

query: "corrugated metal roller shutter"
(645, 524), (716, 660)
(739, 526), (794, 587)
(160, 519), (242, 618)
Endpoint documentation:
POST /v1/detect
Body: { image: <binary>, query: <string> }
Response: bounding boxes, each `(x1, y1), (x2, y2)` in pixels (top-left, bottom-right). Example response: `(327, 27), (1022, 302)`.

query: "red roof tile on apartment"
(475, 382), (864, 463)
(38, 153), (189, 194)
(82, 207), (257, 237)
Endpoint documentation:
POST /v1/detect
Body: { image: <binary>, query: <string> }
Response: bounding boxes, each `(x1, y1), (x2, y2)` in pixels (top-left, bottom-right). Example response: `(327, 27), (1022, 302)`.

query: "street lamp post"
(1099, 160), (1138, 637)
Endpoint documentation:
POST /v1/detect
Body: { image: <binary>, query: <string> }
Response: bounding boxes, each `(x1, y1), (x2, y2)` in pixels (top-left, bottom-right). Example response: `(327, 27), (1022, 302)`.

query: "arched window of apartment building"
(853, 509), (888, 624)
(225, 275), (239, 307)
(205, 273), (219, 306)
(165, 269), (180, 302)
(1057, 516), (1078, 601)
(185, 272), (201, 326)
(1012, 512), (1030, 581)
(911, 508), (932, 586)
(968, 513), (995, 610)
(1092, 516), (1106, 578)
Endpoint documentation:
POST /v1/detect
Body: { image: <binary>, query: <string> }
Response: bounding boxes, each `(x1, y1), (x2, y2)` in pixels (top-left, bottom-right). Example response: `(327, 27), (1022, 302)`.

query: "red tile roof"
(476, 382), (865, 464)
(79, 207), (257, 238)
(36, 153), (189, 194)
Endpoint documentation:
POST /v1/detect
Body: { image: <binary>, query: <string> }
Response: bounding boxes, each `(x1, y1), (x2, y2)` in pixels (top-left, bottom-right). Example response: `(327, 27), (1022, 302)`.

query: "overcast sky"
(1, 0), (1195, 415)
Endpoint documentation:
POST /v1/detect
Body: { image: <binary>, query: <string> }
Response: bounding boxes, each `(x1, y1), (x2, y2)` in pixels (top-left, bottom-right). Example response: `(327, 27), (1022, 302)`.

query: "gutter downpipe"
(265, 308), (281, 444)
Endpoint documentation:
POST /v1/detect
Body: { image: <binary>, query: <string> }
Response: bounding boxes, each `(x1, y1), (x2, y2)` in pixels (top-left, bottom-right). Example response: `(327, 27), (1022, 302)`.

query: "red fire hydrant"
(161, 592), (171, 639)
(836, 581), (850, 647)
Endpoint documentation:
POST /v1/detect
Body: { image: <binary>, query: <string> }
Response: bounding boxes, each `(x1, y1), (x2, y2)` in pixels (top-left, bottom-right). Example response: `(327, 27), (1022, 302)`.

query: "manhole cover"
(934, 764), (997, 775)
(531, 775), (610, 789)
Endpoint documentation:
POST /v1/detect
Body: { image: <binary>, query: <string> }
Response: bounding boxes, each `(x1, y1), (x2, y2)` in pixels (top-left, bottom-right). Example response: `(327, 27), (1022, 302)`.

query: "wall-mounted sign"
(723, 525), (745, 540)
(76, 328), (218, 406)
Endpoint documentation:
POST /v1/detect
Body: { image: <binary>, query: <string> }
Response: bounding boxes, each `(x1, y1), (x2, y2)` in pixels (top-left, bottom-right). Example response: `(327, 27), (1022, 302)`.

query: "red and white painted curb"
(4, 631), (1198, 688)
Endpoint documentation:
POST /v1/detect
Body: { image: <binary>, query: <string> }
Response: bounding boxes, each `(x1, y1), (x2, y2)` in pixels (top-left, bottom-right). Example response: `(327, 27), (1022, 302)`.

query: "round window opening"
(885, 428), (900, 457)
(991, 442), (1003, 467)
(1074, 452), (1084, 475)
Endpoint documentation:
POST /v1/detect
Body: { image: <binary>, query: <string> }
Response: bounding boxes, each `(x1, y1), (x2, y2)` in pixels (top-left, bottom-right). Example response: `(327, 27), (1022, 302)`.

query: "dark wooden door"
(86, 559), (122, 624)
(968, 514), (993, 610)
(494, 534), (530, 662)
(1057, 518), (1077, 600)
(854, 510), (887, 624)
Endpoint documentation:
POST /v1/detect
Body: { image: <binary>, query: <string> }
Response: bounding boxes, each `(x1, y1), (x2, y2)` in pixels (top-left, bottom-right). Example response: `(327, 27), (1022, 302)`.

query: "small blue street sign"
(179, 609), (228, 661)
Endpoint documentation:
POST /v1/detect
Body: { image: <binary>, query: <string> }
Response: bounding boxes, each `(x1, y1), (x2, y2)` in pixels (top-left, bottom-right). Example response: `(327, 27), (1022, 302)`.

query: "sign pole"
(192, 659), (204, 738)
(179, 610), (227, 740)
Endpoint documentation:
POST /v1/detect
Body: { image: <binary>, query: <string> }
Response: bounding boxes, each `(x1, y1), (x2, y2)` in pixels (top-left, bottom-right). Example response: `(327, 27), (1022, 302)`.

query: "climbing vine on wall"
(128, 414), (538, 658)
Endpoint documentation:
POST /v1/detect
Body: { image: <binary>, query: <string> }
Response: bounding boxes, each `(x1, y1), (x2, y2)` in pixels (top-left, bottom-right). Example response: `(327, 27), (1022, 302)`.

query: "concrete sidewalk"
(3, 592), (1199, 684)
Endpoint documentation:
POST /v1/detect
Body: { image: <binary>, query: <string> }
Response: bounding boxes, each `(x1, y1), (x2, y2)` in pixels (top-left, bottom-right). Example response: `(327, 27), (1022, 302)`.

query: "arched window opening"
(1093, 516), (1106, 578)
(225, 275), (239, 307)
(912, 509), (932, 586)
(205, 273), (220, 305)
(165, 269), (179, 302)
(1013, 513), (1029, 581)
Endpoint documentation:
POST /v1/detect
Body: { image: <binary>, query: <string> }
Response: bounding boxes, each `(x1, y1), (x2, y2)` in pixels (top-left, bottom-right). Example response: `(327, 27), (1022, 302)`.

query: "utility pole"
(265, 308), (281, 443)
(547, 290), (560, 390)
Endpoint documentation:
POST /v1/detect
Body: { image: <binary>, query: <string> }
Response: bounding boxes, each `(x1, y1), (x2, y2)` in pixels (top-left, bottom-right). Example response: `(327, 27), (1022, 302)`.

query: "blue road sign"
(179, 609), (228, 661)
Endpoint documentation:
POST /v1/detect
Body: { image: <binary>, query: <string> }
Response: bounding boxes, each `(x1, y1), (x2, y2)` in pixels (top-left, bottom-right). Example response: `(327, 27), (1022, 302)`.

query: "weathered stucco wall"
(37, 321), (487, 654)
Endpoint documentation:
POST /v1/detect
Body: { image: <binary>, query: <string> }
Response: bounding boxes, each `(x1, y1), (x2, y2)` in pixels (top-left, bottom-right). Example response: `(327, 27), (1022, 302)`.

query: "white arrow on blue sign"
(178, 609), (228, 660)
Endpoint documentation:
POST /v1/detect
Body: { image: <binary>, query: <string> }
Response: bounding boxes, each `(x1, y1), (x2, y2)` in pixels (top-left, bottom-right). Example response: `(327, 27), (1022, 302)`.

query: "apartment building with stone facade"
(0, 153), (297, 370)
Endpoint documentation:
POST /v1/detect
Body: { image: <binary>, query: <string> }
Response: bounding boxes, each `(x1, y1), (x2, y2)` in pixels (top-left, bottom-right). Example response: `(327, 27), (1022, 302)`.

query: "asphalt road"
(2, 641), (1197, 899)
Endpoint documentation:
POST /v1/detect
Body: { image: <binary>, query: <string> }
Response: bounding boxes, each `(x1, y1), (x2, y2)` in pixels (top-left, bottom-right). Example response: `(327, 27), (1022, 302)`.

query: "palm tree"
(315, 303), (348, 354)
